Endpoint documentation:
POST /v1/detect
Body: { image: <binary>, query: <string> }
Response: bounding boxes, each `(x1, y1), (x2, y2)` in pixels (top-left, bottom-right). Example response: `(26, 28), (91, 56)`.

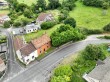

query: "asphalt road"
(0, 30), (23, 82)
(1, 34), (110, 82)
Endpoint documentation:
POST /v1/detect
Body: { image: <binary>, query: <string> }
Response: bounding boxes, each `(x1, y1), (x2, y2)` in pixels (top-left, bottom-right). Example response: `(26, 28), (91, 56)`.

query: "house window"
(44, 49), (45, 51)
(27, 59), (29, 62)
(32, 56), (35, 59)
(40, 51), (42, 53)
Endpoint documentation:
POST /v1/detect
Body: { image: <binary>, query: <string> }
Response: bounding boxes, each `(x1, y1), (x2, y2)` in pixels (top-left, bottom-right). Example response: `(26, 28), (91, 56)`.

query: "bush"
(82, 44), (106, 61)
(54, 65), (73, 76)
(104, 35), (110, 39)
(58, 10), (68, 22)
(3, 21), (10, 28)
(13, 21), (21, 27)
(64, 17), (76, 28)
(21, 18), (31, 26)
(51, 76), (69, 82)
(103, 23), (110, 31)
(41, 21), (56, 30)
(51, 25), (85, 47)
(83, 0), (103, 7)
(79, 28), (103, 35)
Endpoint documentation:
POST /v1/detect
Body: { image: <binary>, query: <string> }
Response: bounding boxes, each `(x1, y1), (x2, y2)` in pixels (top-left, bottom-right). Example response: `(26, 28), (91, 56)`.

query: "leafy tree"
(51, 25), (85, 47)
(82, 44), (106, 60)
(83, 0), (103, 7)
(13, 21), (21, 27)
(48, 0), (61, 9)
(54, 65), (73, 76)
(21, 18), (30, 26)
(103, 23), (110, 31)
(3, 21), (10, 28)
(37, 0), (46, 11)
(41, 21), (56, 30)
(64, 18), (76, 28)
(51, 76), (68, 82)
(7, 0), (18, 9)
(24, 8), (34, 18)
(61, 1), (76, 11)
(57, 25), (72, 33)
(16, 3), (28, 12)
(58, 10), (68, 22)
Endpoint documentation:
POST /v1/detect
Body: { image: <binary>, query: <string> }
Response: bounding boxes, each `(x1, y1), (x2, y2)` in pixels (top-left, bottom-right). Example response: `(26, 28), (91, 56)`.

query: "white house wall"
(16, 50), (24, 62)
(24, 50), (38, 65)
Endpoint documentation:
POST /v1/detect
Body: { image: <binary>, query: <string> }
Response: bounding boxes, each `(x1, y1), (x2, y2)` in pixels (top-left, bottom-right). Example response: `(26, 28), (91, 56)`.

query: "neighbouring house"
(12, 28), (25, 35)
(0, 15), (10, 24)
(12, 24), (41, 35)
(24, 24), (41, 34)
(0, 1), (8, 6)
(14, 34), (51, 65)
(36, 13), (54, 25)
(18, 43), (38, 65)
(83, 57), (110, 82)
(0, 57), (6, 72)
(31, 34), (51, 55)
(13, 36), (26, 62)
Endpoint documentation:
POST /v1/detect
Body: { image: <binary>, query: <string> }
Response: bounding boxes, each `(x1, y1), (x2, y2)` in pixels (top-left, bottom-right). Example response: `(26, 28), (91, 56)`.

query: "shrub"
(13, 21), (21, 27)
(83, 0), (103, 7)
(103, 23), (110, 31)
(79, 28), (103, 35)
(54, 65), (73, 76)
(64, 18), (76, 28)
(82, 44), (106, 61)
(104, 35), (110, 39)
(21, 18), (31, 26)
(51, 76), (69, 82)
(3, 21), (10, 28)
(51, 25), (85, 47)
(41, 21), (56, 30)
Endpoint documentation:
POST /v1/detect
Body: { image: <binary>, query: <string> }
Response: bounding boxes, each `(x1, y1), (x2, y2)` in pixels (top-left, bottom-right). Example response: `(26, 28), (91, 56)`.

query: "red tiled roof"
(37, 13), (52, 21)
(13, 36), (25, 51)
(31, 34), (51, 49)
(20, 43), (36, 56)
(0, 57), (4, 64)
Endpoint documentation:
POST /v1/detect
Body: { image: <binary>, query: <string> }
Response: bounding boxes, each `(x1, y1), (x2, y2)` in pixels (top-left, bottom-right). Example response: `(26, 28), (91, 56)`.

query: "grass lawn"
(0, 10), (9, 15)
(24, 24), (62, 43)
(69, 1), (110, 29)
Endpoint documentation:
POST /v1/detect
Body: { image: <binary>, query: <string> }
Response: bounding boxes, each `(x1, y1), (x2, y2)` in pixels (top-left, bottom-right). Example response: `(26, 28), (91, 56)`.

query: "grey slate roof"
(25, 24), (40, 30)
(87, 57), (110, 82)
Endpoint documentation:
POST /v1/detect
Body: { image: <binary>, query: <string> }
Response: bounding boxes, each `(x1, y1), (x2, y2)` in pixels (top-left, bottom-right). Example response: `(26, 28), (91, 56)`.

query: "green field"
(69, 1), (110, 29)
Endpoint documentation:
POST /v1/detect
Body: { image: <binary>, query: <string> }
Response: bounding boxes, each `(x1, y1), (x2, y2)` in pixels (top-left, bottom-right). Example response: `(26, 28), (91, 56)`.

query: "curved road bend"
(2, 34), (110, 82)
